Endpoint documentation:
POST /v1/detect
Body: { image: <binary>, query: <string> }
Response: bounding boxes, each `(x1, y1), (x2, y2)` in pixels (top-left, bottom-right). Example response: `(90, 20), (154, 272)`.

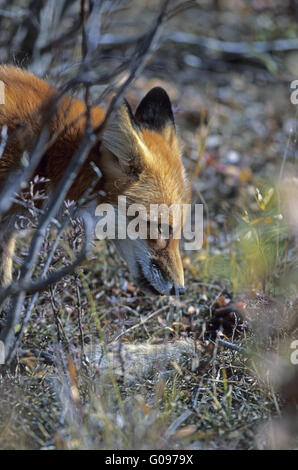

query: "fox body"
(0, 65), (189, 295)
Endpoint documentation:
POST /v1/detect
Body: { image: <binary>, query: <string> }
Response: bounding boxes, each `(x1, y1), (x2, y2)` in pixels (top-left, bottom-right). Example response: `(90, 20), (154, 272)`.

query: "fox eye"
(153, 223), (170, 250)
(147, 222), (171, 249)
(158, 224), (173, 237)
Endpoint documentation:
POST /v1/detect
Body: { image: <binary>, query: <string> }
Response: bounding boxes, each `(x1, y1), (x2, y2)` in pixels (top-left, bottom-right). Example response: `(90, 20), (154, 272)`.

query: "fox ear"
(135, 87), (175, 133)
(102, 101), (144, 176)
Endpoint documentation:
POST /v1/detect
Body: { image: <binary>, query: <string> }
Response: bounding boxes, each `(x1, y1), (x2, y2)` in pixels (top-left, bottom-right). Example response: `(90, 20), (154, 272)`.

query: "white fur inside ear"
(102, 105), (152, 170)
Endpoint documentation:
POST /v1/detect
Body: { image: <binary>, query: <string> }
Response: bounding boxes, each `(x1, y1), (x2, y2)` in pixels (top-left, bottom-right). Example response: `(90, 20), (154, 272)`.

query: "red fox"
(0, 65), (189, 296)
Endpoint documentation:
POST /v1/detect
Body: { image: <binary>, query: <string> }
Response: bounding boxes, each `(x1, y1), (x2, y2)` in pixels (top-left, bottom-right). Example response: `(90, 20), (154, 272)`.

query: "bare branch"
(98, 31), (298, 56)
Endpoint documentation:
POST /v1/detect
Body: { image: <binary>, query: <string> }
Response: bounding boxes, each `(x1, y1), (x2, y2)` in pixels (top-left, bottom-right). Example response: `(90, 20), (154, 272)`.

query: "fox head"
(100, 87), (190, 295)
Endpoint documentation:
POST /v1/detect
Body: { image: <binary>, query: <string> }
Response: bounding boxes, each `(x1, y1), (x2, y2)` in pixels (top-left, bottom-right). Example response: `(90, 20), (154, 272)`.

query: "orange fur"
(0, 65), (189, 295)
(0, 65), (105, 201)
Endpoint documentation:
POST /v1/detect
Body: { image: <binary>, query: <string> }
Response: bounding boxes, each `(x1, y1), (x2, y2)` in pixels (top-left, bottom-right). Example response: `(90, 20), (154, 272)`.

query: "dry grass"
(0, 0), (298, 450)
(0, 228), (297, 449)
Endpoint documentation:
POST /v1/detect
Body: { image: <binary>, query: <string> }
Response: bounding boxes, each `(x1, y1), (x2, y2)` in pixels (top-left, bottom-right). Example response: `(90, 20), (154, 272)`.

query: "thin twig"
(111, 306), (169, 343)
(99, 31), (298, 56)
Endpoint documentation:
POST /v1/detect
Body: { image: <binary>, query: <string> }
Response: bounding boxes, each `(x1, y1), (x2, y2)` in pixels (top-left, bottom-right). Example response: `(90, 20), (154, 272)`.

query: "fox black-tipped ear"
(135, 87), (175, 132)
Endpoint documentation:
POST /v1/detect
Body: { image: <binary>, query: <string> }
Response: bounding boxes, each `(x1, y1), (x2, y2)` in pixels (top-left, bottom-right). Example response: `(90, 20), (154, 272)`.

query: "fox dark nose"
(170, 285), (185, 296)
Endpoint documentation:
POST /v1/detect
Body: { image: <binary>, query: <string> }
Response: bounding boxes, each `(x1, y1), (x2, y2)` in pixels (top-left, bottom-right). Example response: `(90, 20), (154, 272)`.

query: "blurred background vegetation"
(0, 0), (297, 450)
